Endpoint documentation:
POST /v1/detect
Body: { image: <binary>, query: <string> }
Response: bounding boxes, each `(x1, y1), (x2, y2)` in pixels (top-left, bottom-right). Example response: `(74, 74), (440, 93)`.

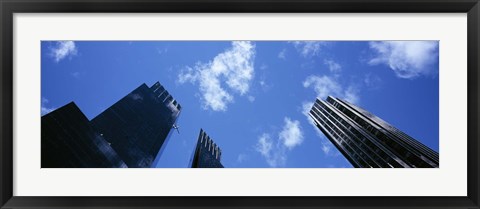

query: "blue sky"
(41, 40), (439, 168)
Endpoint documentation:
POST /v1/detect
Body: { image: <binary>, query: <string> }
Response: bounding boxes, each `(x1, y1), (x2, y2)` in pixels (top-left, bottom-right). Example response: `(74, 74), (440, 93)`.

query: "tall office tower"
(42, 102), (127, 168)
(190, 129), (224, 168)
(309, 96), (439, 168)
(91, 82), (181, 168)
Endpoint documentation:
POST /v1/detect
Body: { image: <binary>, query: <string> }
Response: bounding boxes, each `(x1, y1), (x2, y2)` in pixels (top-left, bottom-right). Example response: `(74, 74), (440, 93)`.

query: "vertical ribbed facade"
(91, 82), (181, 168)
(190, 129), (224, 168)
(309, 96), (439, 168)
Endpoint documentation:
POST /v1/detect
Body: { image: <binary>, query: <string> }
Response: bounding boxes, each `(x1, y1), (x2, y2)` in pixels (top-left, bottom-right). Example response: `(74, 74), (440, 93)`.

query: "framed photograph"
(1, 0), (479, 208)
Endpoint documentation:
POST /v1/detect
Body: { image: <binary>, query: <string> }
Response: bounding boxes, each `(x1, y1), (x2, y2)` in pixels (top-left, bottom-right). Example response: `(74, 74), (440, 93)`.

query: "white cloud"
(323, 59), (341, 73)
(255, 133), (278, 167)
(259, 79), (272, 92)
(50, 41), (77, 62)
(177, 41), (255, 111)
(256, 133), (273, 156)
(344, 86), (359, 105)
(279, 117), (304, 149)
(198, 67), (234, 111)
(177, 67), (197, 83)
(278, 48), (287, 60)
(303, 75), (359, 104)
(248, 96), (255, 102)
(368, 41), (439, 79)
(301, 101), (319, 130)
(267, 148), (286, 168)
(255, 118), (304, 167)
(321, 144), (331, 155)
(364, 73), (382, 89)
(255, 133), (286, 168)
(291, 41), (325, 57)
(237, 154), (247, 163)
(157, 47), (168, 55)
(303, 75), (341, 100)
(301, 102), (314, 121)
(41, 97), (55, 116)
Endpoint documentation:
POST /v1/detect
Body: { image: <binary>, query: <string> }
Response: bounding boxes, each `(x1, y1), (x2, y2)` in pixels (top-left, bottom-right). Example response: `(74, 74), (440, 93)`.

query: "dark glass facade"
(309, 96), (439, 168)
(91, 82), (181, 168)
(190, 129), (224, 168)
(41, 102), (127, 168)
(41, 81), (181, 168)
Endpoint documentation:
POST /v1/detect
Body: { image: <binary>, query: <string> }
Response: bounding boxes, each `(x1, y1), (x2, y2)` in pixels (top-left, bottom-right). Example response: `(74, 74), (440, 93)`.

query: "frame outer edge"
(0, 0), (477, 13)
(0, 0), (2, 206)
(1, 0), (480, 209)
(0, 0), (14, 208)
(468, 1), (480, 207)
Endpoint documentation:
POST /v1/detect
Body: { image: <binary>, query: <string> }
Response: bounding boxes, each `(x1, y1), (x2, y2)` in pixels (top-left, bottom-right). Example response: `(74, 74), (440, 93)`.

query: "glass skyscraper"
(42, 81), (181, 168)
(41, 102), (127, 168)
(91, 82), (181, 168)
(190, 129), (224, 168)
(309, 96), (439, 168)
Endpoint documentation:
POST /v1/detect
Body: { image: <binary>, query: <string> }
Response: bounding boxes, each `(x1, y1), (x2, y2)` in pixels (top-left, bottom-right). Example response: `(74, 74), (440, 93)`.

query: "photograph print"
(41, 41), (439, 168)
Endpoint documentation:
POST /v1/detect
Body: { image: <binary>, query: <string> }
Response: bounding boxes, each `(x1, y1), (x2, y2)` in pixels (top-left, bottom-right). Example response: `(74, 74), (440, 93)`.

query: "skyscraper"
(42, 102), (127, 168)
(190, 129), (224, 168)
(309, 96), (439, 168)
(91, 82), (181, 168)
(42, 81), (181, 168)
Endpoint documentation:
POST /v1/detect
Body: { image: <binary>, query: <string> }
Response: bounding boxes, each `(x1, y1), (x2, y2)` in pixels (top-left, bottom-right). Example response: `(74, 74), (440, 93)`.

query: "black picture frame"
(1, 0), (479, 208)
